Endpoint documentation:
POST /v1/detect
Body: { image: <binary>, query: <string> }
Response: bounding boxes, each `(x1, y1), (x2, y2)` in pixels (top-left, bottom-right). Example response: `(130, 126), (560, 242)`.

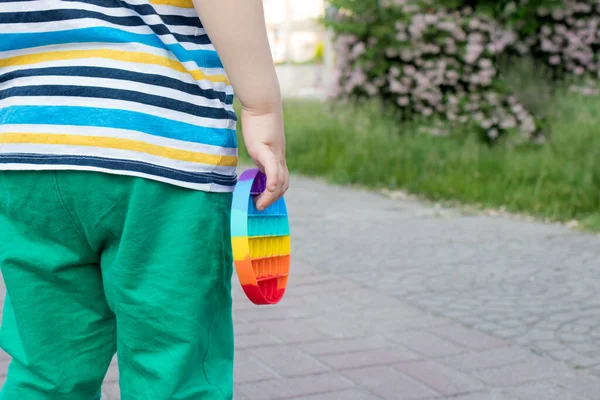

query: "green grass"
(236, 91), (600, 231)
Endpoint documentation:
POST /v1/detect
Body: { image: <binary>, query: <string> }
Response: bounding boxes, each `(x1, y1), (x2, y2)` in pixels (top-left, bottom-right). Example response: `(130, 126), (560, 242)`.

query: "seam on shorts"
(0, 171), (9, 210)
(201, 193), (231, 400)
(53, 171), (96, 254)
(218, 192), (234, 285)
(93, 195), (123, 242)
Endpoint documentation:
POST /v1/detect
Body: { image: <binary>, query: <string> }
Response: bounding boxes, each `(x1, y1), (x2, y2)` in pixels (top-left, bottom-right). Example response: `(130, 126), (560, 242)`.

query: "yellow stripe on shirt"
(0, 133), (238, 167)
(150, 0), (195, 8)
(0, 49), (230, 84)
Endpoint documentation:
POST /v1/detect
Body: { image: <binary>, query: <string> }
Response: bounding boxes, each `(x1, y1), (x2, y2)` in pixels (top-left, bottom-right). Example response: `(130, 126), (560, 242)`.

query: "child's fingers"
(255, 150), (281, 210)
(256, 185), (278, 211)
(259, 163), (288, 210)
(262, 150), (280, 193)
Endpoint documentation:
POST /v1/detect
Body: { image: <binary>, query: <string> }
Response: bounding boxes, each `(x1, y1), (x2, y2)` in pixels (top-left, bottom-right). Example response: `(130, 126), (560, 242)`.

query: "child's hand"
(191, 0), (288, 209)
(241, 107), (289, 211)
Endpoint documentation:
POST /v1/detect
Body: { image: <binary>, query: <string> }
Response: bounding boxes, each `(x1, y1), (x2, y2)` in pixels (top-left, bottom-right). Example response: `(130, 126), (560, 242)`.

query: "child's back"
(0, 0), (237, 191)
(0, 1), (288, 399)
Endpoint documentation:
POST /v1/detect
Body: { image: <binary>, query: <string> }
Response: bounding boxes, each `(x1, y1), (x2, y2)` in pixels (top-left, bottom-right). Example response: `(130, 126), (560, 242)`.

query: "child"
(0, 0), (288, 398)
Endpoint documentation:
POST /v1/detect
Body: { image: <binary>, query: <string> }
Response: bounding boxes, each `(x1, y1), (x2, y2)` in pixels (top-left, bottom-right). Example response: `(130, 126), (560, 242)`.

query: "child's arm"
(192, 0), (288, 210)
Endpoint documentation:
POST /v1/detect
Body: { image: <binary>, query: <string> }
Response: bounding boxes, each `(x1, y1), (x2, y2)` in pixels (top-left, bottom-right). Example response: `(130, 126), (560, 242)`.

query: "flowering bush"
(527, 1), (600, 78)
(464, 1), (600, 95)
(327, 0), (542, 142)
(325, 0), (600, 143)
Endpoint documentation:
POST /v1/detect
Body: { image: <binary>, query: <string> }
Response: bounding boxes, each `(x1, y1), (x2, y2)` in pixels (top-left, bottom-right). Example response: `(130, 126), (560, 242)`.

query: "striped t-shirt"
(0, 0), (238, 192)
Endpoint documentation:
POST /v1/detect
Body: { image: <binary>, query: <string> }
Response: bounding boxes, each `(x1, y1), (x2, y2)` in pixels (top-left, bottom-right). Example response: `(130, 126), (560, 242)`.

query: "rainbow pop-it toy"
(231, 169), (290, 305)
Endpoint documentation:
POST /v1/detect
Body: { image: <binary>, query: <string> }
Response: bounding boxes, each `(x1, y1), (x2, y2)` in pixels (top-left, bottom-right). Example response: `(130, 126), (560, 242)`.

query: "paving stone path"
(2, 173), (600, 399)
(287, 176), (600, 374)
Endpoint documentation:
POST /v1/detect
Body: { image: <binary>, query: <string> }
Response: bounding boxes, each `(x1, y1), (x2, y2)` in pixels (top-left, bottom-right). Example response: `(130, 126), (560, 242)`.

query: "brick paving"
(287, 175), (600, 373)
(2, 174), (600, 398)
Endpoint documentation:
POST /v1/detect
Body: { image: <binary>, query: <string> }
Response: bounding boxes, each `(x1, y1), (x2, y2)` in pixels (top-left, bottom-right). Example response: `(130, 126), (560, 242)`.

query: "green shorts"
(0, 171), (234, 400)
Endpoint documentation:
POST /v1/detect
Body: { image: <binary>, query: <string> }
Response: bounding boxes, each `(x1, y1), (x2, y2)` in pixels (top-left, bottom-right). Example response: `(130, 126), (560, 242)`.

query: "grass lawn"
(236, 90), (600, 231)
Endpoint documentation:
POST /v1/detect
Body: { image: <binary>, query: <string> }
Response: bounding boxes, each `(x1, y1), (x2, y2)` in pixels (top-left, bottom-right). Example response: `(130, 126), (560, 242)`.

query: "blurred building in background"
(264, 0), (326, 64)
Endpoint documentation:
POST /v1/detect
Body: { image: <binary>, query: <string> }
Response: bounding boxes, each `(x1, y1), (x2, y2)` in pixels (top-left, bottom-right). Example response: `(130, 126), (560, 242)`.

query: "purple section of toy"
(232, 167), (290, 238)
(251, 172), (267, 195)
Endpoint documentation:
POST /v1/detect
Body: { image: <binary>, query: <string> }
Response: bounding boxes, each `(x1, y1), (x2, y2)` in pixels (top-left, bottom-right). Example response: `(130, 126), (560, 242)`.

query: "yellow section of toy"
(249, 236), (291, 259)
(231, 236), (251, 261)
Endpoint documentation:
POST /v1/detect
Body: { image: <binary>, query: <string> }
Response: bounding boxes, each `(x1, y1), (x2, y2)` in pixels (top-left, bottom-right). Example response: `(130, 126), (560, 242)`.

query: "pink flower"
(500, 116), (517, 129)
(541, 38), (558, 52)
(468, 32), (485, 44)
(386, 48), (399, 58)
(397, 96), (410, 106)
(423, 44), (440, 54)
(438, 21), (456, 32)
(469, 19), (480, 30)
(555, 24), (567, 35)
(453, 28), (467, 42)
(552, 9), (565, 20)
(389, 79), (408, 94)
(465, 44), (484, 64)
(400, 50), (413, 61)
(521, 117), (536, 134)
(374, 77), (385, 87)
(365, 83), (378, 96)
(511, 104), (524, 114)
(479, 59), (493, 69)
(424, 14), (437, 25)
(541, 26), (552, 36)
(344, 67), (367, 93)
(396, 32), (408, 42)
(578, 87), (600, 96)
(351, 42), (366, 59)
(404, 65), (417, 76)
(549, 55), (561, 65)
(482, 119), (494, 129)
(403, 4), (420, 13)
(488, 128), (499, 139)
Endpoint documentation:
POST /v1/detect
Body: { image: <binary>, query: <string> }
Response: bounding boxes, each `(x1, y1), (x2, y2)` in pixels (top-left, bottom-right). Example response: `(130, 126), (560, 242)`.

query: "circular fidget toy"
(231, 169), (290, 305)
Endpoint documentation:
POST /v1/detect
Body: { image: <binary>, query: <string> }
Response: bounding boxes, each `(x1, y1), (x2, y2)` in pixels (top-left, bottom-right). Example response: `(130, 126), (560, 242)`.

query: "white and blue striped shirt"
(0, 0), (238, 192)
